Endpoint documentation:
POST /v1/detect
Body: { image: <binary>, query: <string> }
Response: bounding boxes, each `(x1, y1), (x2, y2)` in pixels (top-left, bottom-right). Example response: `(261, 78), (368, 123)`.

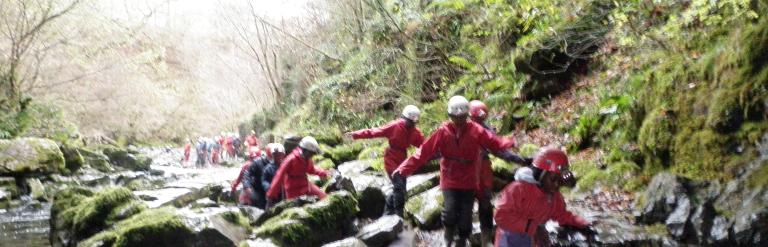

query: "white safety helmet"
(447, 96), (470, 116)
(299, 136), (322, 154)
(270, 143), (285, 154)
(402, 105), (421, 122)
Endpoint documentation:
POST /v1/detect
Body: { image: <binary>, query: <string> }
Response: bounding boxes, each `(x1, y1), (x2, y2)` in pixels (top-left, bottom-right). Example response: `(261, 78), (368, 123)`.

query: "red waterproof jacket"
(183, 143), (191, 160)
(351, 118), (425, 174)
(395, 121), (515, 190)
(266, 148), (329, 200)
(494, 181), (589, 236)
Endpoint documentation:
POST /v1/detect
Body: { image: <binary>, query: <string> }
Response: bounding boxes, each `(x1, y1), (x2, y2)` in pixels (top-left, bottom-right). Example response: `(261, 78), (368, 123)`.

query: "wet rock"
(404, 187), (443, 230)
(102, 147), (152, 171)
(254, 191), (358, 246)
(325, 172), (356, 195)
(356, 215), (403, 247)
(0, 177), (19, 203)
(161, 184), (223, 208)
(138, 194), (157, 201)
(406, 172), (438, 198)
(689, 202), (716, 244)
(731, 208), (768, 246)
(322, 237), (368, 247)
(79, 148), (113, 172)
(635, 172), (689, 224)
(239, 206), (264, 223)
(26, 178), (48, 201)
(709, 216), (731, 244)
(60, 144), (84, 173)
(191, 198), (219, 208)
(357, 186), (385, 219)
(665, 195), (692, 240)
(0, 138), (65, 175)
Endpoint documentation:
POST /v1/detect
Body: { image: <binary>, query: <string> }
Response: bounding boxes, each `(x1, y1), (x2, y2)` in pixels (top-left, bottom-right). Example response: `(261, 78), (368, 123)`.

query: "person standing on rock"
(494, 148), (592, 247)
(468, 100), (533, 246)
(392, 96), (516, 247)
(266, 136), (330, 208)
(344, 104), (425, 216)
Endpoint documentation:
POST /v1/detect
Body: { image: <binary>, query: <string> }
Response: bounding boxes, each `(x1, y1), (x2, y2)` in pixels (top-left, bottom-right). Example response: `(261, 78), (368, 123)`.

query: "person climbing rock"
(241, 145), (279, 209)
(392, 96), (516, 247)
(265, 136), (330, 208)
(231, 160), (253, 206)
(494, 148), (592, 247)
(469, 100), (533, 246)
(261, 143), (286, 202)
(345, 104), (424, 216)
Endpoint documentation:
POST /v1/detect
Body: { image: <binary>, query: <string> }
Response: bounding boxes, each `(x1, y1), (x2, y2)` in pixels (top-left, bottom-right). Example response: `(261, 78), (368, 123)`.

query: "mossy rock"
(60, 144), (84, 173)
(102, 146), (152, 172)
(325, 143), (365, 165)
(406, 172), (439, 198)
(671, 129), (734, 181)
(70, 187), (141, 241)
(705, 89), (744, 133)
(254, 196), (319, 226)
(638, 108), (675, 169)
(79, 148), (113, 172)
(314, 130), (344, 147)
(254, 191), (359, 246)
(356, 186), (385, 219)
(491, 157), (518, 182)
(404, 187), (443, 230)
(0, 137), (65, 175)
(80, 207), (195, 247)
(316, 158), (336, 170)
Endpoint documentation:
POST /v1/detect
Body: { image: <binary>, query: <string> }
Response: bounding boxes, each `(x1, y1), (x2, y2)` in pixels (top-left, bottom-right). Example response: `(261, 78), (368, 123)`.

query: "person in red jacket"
(246, 130), (260, 150)
(494, 148), (591, 247)
(392, 96), (516, 247)
(265, 136), (330, 207)
(345, 104), (424, 216)
(469, 100), (533, 246)
(182, 139), (192, 163)
(225, 134), (236, 160)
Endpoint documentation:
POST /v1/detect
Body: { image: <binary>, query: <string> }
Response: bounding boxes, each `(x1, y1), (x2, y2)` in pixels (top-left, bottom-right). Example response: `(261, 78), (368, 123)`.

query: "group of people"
(182, 131), (261, 168)
(227, 95), (593, 247)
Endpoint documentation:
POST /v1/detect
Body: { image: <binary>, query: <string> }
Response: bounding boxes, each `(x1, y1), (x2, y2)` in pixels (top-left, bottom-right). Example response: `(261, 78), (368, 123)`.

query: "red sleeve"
(266, 160), (287, 199)
(351, 121), (397, 139)
(478, 125), (516, 154)
(395, 127), (442, 177)
(231, 164), (248, 191)
(411, 128), (425, 147)
(550, 193), (589, 228)
(306, 159), (329, 178)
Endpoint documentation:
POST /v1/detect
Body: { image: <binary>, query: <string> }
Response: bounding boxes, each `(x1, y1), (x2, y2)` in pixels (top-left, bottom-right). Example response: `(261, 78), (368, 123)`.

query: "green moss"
(109, 207), (194, 247)
(324, 142), (365, 165)
(106, 200), (147, 225)
(705, 89), (743, 133)
(671, 129), (733, 181)
(219, 211), (253, 231)
(637, 108), (675, 170)
(404, 187), (443, 230)
(491, 157), (517, 181)
(518, 143), (540, 158)
(254, 191), (358, 246)
(572, 160), (640, 192)
(70, 187), (137, 239)
(746, 160), (768, 189)
(644, 223), (669, 236)
(357, 143), (387, 160)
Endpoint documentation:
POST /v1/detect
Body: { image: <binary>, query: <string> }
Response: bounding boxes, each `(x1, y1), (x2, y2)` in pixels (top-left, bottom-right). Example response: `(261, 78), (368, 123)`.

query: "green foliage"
(219, 211), (253, 231)
(747, 160), (768, 189)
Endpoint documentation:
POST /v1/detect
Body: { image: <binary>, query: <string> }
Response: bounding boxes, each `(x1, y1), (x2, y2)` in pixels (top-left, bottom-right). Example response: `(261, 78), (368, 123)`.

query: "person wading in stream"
(392, 96), (516, 247)
(231, 148), (264, 205)
(468, 100), (534, 246)
(344, 104), (424, 216)
(494, 148), (592, 247)
(265, 136), (331, 209)
(242, 144), (286, 209)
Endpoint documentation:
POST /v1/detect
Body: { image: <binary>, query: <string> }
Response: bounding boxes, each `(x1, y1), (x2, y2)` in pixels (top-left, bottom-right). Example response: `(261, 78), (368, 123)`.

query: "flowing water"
(0, 200), (50, 247)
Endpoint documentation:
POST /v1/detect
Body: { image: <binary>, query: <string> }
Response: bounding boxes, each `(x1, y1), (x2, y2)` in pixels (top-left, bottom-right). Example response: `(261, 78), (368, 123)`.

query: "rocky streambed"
(2, 136), (767, 247)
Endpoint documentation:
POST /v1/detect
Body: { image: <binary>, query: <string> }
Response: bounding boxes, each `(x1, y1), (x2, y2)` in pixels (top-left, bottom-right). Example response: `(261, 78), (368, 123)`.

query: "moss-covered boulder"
(254, 191), (359, 246)
(254, 196), (319, 226)
(60, 144), (84, 173)
(161, 184), (224, 208)
(406, 172), (438, 198)
(324, 143), (365, 165)
(79, 148), (113, 172)
(404, 187), (443, 230)
(102, 147), (152, 172)
(357, 186), (385, 219)
(0, 137), (65, 175)
(50, 187), (157, 247)
(638, 108), (675, 169)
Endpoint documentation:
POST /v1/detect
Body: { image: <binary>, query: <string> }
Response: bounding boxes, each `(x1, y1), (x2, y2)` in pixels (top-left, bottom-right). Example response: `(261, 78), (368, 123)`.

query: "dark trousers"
(385, 173), (407, 216)
(477, 188), (494, 230)
(442, 188), (476, 239)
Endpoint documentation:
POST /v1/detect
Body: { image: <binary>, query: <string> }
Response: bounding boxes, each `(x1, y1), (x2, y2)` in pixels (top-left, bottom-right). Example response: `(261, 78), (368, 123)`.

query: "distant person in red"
(246, 130), (260, 150)
(218, 132), (227, 160)
(182, 138), (192, 163)
(392, 96), (516, 247)
(494, 148), (592, 247)
(265, 136), (329, 208)
(469, 100), (533, 246)
(225, 133), (235, 159)
(345, 105), (424, 216)
(211, 136), (221, 165)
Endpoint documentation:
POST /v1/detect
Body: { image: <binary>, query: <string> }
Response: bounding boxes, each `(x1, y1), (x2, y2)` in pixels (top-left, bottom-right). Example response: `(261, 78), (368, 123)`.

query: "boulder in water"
(406, 172), (438, 198)
(161, 184), (223, 208)
(102, 146), (152, 171)
(254, 191), (359, 246)
(0, 138), (65, 175)
(254, 195), (318, 225)
(322, 237), (368, 247)
(60, 144), (84, 173)
(356, 215), (403, 247)
(79, 148), (113, 172)
(356, 186), (385, 219)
